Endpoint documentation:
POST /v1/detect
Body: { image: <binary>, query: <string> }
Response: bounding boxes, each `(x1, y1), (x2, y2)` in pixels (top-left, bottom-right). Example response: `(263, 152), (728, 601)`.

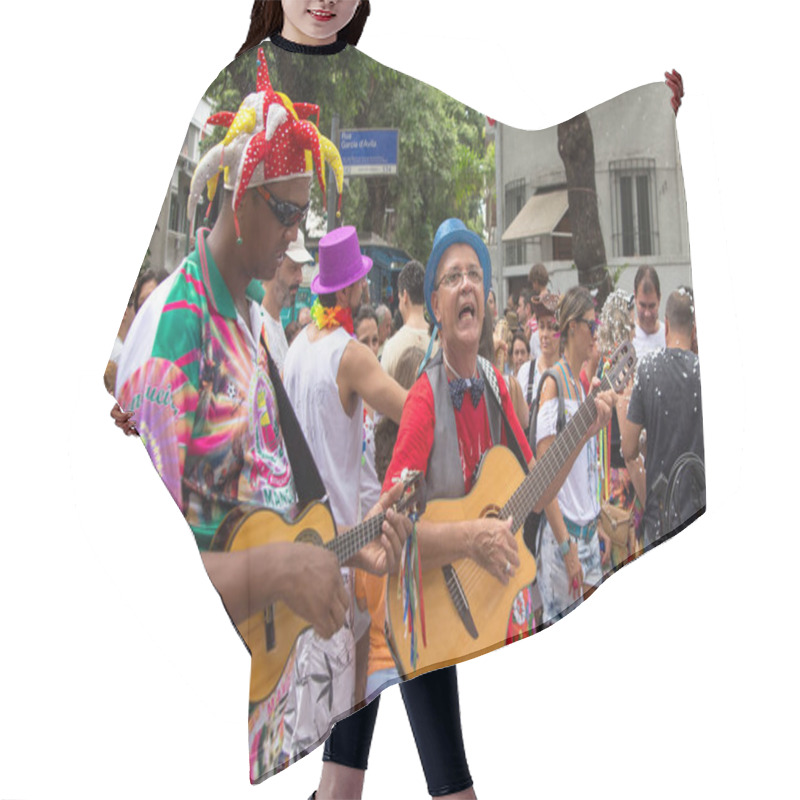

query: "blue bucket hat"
(424, 218), (492, 326)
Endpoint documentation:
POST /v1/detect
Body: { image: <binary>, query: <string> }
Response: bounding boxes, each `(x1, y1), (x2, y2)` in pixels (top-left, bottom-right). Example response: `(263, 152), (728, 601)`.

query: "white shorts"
(537, 518), (602, 624)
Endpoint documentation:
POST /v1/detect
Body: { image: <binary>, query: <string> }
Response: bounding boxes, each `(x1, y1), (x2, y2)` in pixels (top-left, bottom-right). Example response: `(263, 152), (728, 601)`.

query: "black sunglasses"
(256, 186), (309, 227)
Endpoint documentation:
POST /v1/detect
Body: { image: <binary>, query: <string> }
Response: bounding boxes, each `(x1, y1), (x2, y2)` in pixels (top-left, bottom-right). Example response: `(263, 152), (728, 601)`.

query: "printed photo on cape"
(107, 37), (704, 784)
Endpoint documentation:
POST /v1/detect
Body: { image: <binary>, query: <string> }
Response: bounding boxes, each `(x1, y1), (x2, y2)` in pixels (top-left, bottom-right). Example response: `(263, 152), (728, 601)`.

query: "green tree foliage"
(199, 46), (492, 262)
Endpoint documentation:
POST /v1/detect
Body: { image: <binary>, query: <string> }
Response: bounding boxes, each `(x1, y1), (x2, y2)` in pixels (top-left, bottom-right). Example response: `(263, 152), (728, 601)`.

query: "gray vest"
(424, 350), (506, 500)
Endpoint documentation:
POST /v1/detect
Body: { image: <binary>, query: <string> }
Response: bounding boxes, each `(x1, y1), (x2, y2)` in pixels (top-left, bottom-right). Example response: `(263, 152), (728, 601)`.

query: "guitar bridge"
(264, 604), (276, 651)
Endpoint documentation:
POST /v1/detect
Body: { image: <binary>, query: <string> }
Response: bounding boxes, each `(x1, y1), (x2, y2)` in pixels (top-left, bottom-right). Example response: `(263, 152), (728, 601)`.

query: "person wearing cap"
(314, 219), (614, 800)
(260, 229), (313, 372)
(113, 51), (409, 782)
(281, 224), (408, 749)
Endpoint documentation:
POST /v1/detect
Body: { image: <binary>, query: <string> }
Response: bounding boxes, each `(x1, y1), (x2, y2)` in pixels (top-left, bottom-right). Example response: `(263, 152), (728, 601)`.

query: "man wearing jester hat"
(115, 50), (409, 782)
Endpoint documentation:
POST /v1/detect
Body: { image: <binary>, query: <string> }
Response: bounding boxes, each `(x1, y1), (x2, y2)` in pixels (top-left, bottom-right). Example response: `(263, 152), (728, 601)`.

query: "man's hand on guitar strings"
(348, 481), (412, 576)
(280, 544), (349, 640)
(349, 508), (410, 576)
(466, 515), (519, 586)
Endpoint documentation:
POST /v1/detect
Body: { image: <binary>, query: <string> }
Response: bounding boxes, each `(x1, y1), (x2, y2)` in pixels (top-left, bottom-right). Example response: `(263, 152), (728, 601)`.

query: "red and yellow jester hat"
(188, 48), (343, 238)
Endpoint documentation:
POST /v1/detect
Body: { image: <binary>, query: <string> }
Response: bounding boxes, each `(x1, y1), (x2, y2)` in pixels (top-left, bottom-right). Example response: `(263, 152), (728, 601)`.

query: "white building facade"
(147, 97), (214, 275)
(491, 82), (692, 308)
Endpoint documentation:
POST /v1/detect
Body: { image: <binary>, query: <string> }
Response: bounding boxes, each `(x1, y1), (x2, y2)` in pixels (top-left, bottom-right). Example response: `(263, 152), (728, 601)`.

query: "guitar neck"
(325, 512), (386, 564)
(502, 378), (607, 524)
(321, 472), (421, 565)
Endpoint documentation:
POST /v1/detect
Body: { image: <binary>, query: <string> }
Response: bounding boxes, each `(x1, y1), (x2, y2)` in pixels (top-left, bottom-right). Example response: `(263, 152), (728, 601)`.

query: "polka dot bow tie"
(449, 376), (485, 411)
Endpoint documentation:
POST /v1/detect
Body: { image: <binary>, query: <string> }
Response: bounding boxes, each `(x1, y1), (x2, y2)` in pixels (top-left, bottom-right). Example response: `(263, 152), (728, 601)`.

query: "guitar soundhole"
(481, 504), (502, 519)
(296, 528), (324, 547)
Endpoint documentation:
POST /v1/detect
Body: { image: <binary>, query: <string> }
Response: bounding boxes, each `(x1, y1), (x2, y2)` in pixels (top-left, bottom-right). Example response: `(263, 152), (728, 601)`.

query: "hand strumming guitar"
(272, 543), (350, 640)
(202, 541), (349, 640)
(466, 515), (520, 586)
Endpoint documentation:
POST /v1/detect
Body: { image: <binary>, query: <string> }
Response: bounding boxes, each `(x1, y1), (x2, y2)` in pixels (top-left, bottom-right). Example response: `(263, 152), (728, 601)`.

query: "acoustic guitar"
(210, 470), (425, 703)
(386, 342), (637, 680)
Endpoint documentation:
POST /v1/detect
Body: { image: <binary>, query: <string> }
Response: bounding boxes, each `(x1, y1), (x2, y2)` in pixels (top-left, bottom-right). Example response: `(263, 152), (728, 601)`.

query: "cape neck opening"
(269, 33), (348, 55)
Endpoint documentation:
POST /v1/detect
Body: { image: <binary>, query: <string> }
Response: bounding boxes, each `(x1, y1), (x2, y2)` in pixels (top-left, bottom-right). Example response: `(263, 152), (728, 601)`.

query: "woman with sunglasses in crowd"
(532, 286), (612, 623)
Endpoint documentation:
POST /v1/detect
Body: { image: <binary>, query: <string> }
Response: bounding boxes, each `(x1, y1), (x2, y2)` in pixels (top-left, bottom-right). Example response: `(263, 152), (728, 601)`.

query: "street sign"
(339, 128), (398, 176)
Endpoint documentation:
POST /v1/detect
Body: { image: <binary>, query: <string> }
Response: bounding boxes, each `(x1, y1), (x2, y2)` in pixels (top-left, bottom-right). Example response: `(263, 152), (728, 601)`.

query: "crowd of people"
(105, 2), (697, 797)
(109, 214), (705, 788)
(309, 251), (706, 631)
(490, 262), (704, 593)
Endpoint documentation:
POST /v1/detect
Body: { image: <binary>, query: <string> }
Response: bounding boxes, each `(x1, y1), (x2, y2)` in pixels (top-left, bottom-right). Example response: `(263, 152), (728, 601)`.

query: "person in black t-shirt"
(620, 288), (705, 547)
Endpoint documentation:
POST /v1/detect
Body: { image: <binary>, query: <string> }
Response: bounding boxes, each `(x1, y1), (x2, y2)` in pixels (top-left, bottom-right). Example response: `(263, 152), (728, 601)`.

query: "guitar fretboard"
(323, 475), (420, 564)
(326, 512), (387, 564)
(501, 376), (610, 525)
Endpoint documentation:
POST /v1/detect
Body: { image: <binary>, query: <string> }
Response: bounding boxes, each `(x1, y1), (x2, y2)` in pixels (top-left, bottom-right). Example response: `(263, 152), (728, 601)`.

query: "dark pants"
(322, 665), (473, 797)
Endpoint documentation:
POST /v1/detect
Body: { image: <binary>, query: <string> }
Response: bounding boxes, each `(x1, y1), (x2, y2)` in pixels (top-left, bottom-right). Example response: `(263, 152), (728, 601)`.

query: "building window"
(610, 158), (659, 257)
(504, 177), (526, 266)
(552, 200), (573, 261)
(168, 190), (187, 234)
(185, 126), (199, 163)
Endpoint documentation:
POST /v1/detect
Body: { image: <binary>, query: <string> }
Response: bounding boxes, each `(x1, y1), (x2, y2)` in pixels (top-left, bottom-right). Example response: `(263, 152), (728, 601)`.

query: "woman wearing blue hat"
(315, 219), (615, 800)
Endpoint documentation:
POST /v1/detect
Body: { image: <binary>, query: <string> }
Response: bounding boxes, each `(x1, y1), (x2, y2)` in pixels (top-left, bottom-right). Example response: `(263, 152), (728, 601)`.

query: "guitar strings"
(445, 396), (598, 599)
(329, 482), (421, 563)
(441, 361), (634, 602)
(440, 382), (606, 600)
(394, 349), (634, 656)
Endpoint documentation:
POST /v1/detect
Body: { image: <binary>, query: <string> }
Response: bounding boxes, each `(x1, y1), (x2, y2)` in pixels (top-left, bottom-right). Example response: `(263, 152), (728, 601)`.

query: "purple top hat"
(311, 226), (373, 295)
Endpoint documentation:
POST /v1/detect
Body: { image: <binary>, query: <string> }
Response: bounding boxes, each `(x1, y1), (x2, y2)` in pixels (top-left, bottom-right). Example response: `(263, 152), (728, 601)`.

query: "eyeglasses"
(256, 186), (310, 228)
(435, 268), (483, 290)
(576, 318), (600, 336)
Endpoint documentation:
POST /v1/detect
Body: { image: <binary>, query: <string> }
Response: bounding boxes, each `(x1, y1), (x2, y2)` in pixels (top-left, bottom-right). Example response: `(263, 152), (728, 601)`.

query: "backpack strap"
(477, 355), (528, 473)
(527, 367), (567, 455)
(480, 355), (543, 558)
(523, 367), (567, 561)
(526, 359), (536, 406)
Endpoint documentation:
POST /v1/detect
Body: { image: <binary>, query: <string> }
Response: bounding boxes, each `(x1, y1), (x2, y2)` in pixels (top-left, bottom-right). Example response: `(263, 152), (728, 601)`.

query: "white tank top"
(283, 326), (364, 528)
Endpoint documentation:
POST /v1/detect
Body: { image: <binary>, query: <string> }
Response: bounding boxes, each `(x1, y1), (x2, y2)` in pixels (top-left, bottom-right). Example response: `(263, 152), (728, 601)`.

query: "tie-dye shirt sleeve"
(116, 253), (297, 551)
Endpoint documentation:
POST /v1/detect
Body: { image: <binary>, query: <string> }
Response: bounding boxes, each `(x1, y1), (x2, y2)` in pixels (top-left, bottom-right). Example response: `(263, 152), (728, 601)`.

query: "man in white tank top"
(281, 225), (408, 752)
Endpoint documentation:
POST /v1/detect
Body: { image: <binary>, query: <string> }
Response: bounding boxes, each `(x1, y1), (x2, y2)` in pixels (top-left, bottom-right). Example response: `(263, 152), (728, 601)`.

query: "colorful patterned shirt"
(116, 232), (298, 550)
(116, 232), (303, 781)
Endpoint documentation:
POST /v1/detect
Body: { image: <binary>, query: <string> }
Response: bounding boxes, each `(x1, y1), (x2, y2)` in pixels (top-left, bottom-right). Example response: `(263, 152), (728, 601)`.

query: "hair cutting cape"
(108, 40), (704, 783)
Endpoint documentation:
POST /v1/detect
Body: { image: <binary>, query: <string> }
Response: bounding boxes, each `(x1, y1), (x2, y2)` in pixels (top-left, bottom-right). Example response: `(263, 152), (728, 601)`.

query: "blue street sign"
(339, 129), (399, 176)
